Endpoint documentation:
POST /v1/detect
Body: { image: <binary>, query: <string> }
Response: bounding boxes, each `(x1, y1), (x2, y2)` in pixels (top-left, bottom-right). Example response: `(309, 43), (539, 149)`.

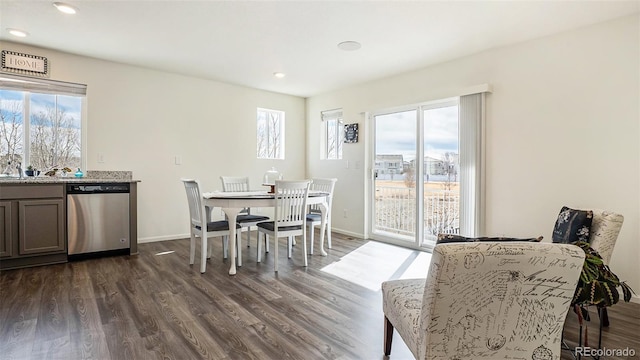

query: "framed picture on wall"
(344, 123), (358, 143)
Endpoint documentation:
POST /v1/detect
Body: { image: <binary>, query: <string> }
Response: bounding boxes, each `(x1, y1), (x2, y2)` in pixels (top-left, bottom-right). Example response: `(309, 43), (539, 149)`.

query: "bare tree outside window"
(322, 109), (343, 160)
(0, 88), (82, 172)
(441, 151), (458, 190)
(30, 97), (81, 170)
(257, 108), (284, 159)
(0, 95), (24, 166)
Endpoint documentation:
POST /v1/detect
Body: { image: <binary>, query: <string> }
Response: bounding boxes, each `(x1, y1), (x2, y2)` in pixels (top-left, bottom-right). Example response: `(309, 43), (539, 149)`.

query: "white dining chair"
(256, 180), (311, 272)
(181, 178), (242, 273)
(306, 178), (337, 254)
(220, 176), (270, 252)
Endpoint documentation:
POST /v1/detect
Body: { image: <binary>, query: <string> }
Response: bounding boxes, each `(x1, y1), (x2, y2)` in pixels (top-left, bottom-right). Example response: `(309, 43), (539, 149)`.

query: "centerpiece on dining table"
(262, 167), (283, 193)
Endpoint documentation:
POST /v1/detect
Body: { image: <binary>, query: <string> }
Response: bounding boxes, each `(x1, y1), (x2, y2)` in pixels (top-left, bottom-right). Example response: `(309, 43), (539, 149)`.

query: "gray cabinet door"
(18, 199), (65, 255)
(0, 201), (13, 258)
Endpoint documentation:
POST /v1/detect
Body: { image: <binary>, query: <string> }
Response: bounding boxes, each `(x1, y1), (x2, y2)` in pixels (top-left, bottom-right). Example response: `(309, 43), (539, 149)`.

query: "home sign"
(1, 50), (49, 77)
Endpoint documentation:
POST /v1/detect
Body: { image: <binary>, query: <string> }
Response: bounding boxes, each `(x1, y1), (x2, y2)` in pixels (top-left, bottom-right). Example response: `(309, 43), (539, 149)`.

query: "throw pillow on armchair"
(552, 206), (593, 244)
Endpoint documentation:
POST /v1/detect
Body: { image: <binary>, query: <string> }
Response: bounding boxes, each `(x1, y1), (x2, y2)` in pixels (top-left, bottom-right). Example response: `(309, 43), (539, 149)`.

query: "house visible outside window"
(322, 108), (343, 159)
(257, 107), (284, 159)
(0, 75), (86, 173)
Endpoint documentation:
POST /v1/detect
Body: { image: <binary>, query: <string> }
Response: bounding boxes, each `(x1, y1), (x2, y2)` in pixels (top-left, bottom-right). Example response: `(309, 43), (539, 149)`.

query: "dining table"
(202, 190), (330, 275)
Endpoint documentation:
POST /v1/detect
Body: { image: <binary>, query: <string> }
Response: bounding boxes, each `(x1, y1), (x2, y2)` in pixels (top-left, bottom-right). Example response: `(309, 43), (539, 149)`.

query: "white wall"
(306, 15), (640, 296)
(0, 41), (307, 242)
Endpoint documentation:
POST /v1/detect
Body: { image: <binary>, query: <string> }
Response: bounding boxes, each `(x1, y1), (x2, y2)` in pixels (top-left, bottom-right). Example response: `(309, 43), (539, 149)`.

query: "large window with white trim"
(257, 107), (284, 159)
(0, 75), (86, 174)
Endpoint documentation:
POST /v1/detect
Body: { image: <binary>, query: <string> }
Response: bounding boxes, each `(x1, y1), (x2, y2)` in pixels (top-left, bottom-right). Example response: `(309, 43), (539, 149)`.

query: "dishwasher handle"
(67, 183), (130, 194)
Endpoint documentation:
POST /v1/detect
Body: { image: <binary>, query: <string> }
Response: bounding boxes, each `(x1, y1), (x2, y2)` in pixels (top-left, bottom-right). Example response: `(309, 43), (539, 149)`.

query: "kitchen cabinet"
(0, 201), (12, 257)
(0, 184), (67, 269)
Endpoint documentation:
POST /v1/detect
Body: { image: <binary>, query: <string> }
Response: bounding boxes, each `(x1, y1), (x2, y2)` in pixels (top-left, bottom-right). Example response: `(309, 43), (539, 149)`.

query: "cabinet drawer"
(0, 185), (64, 200)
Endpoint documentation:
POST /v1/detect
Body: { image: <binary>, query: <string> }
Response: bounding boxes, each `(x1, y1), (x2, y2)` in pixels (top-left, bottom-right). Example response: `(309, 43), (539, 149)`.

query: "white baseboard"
(138, 234), (189, 244)
(630, 294), (640, 304)
(139, 229), (364, 244)
(330, 227), (364, 239)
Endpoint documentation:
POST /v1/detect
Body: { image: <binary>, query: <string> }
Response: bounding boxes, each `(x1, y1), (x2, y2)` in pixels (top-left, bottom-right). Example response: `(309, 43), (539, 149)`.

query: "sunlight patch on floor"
(321, 241), (432, 291)
(398, 251), (432, 279)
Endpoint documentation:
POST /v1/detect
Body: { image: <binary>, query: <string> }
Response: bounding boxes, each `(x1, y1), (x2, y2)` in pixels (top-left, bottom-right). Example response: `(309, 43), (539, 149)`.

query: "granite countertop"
(0, 170), (140, 184)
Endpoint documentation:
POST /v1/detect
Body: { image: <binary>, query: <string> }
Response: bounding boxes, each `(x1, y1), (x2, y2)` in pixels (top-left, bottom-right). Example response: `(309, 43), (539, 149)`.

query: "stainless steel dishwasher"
(67, 183), (130, 259)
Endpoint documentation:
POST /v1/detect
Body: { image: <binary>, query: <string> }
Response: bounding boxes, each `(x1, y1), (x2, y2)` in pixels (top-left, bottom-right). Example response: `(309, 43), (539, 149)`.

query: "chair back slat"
(220, 176), (250, 192)
(309, 178), (337, 214)
(181, 179), (204, 227)
(274, 180), (310, 228)
(221, 176), (252, 215)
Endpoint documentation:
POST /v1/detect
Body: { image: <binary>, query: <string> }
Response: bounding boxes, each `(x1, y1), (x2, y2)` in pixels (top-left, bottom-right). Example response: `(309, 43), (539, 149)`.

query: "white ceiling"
(1, 1), (638, 98)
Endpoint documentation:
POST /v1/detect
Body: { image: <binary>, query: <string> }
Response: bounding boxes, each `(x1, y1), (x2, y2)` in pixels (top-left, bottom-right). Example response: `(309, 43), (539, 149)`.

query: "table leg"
(318, 202), (328, 256)
(222, 207), (241, 275)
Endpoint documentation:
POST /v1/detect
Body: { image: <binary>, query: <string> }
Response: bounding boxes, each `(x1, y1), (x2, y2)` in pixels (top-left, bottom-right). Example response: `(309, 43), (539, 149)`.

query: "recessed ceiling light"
(7, 28), (28, 37)
(53, 2), (77, 14)
(273, 72), (286, 79)
(337, 41), (361, 51)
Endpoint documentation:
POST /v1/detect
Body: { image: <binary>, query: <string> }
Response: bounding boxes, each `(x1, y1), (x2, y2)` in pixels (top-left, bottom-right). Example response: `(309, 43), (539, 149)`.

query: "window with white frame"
(0, 75), (86, 173)
(322, 108), (343, 159)
(256, 108), (284, 159)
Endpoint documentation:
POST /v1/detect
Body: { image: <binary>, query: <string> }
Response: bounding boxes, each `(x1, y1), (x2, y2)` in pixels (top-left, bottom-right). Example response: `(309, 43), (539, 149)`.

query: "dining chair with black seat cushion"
(306, 178), (337, 254)
(220, 176), (270, 252)
(182, 178), (242, 273)
(382, 242), (585, 359)
(256, 180), (311, 272)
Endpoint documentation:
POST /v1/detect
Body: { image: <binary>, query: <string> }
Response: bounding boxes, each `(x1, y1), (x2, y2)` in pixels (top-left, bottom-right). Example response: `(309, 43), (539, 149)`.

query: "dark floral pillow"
(436, 234), (543, 244)
(552, 206), (593, 244)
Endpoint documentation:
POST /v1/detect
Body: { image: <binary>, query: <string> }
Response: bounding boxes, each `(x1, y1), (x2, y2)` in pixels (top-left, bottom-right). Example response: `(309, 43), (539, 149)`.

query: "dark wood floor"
(1, 232), (638, 359)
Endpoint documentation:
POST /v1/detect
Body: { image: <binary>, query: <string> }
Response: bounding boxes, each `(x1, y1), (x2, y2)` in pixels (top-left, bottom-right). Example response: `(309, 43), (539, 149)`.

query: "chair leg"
(265, 234), (270, 253)
(206, 240), (212, 259)
(246, 227), (251, 247)
(327, 216), (332, 249)
(223, 236), (229, 259)
(600, 307), (610, 327)
(288, 237), (293, 259)
(257, 231), (263, 263)
(302, 233), (308, 267)
(189, 231), (196, 265)
(236, 232), (242, 267)
(384, 316), (394, 356)
(274, 236), (279, 272)
(309, 223), (315, 255)
(200, 237), (207, 274)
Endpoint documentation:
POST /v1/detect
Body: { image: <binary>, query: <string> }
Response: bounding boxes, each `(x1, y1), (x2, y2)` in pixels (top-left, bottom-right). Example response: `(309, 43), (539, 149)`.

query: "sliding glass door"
(373, 109), (418, 245)
(371, 100), (460, 248)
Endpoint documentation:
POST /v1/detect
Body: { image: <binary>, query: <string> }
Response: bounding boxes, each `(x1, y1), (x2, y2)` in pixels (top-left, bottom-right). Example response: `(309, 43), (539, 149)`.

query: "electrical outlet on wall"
(343, 209), (348, 218)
